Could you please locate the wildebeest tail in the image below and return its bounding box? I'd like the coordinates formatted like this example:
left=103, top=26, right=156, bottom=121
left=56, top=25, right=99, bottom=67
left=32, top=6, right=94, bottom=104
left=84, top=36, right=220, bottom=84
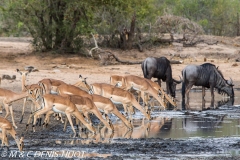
left=181, top=70, right=186, bottom=100
left=142, top=59, right=148, bottom=78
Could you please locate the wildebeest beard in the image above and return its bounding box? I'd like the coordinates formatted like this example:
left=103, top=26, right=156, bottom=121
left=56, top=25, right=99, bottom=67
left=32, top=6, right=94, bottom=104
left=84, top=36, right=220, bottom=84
left=217, top=86, right=234, bottom=97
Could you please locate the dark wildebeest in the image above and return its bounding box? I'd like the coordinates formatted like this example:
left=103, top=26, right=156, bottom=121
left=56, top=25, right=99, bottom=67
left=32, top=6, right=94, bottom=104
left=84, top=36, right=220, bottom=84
left=182, top=63, right=234, bottom=109
left=141, top=56, right=182, bottom=98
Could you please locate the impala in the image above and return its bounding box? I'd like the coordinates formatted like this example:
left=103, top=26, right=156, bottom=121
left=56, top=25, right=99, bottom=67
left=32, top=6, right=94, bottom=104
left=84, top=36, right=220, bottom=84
left=16, top=68, right=39, bottom=123
left=57, top=83, right=133, bottom=130
left=110, top=74, right=142, bottom=101
left=42, top=95, right=114, bottom=131
left=38, top=78, right=66, bottom=95
left=72, top=77, right=151, bottom=120
left=0, top=84, right=40, bottom=128
left=118, top=75, right=176, bottom=109
left=26, top=93, right=96, bottom=137
left=16, top=69, right=32, bottom=91
left=38, top=77, right=87, bottom=95
left=0, top=116, right=24, bottom=151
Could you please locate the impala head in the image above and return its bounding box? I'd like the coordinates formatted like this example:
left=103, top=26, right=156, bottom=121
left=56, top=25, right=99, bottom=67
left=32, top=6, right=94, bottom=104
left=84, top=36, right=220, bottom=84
left=17, top=68, right=32, bottom=91
left=24, top=84, right=42, bottom=101
left=16, top=68, right=32, bottom=76
left=78, top=75, right=93, bottom=94
left=158, top=90, right=177, bottom=107
left=127, top=120, right=133, bottom=130
left=15, top=134, right=24, bottom=151
left=128, top=105, right=135, bottom=115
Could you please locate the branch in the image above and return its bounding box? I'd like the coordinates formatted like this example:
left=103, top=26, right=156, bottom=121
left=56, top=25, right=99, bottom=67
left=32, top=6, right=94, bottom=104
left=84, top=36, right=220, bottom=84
left=99, top=51, right=183, bottom=65
left=89, top=33, right=102, bottom=57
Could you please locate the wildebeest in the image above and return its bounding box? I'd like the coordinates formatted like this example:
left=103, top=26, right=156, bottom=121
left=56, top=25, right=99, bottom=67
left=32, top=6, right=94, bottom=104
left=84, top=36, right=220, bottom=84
left=182, top=63, right=234, bottom=109
left=141, top=56, right=182, bottom=98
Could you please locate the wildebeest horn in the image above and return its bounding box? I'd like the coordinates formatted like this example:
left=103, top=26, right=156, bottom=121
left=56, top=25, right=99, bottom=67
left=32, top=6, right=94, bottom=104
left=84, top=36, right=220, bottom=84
left=227, top=77, right=234, bottom=86
left=173, top=76, right=182, bottom=84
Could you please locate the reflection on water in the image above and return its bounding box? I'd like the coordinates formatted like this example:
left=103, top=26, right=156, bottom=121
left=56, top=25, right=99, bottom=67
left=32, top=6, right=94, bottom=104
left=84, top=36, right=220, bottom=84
left=179, top=89, right=237, bottom=111
left=56, top=91, right=240, bottom=145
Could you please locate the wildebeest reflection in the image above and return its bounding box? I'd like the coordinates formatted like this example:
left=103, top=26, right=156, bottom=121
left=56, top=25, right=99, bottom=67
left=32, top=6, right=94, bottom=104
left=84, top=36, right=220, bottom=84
left=183, top=114, right=225, bottom=133
left=217, top=97, right=234, bottom=108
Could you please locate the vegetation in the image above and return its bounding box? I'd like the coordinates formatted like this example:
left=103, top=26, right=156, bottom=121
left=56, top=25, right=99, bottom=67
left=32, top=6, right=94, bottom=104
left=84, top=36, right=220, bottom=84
left=0, top=0, right=240, bottom=53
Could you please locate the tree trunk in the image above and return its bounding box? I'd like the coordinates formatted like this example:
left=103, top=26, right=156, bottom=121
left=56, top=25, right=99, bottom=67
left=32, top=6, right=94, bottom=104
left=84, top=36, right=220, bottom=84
left=119, top=13, right=136, bottom=50
left=126, top=13, right=136, bottom=49
left=52, top=1, right=66, bottom=49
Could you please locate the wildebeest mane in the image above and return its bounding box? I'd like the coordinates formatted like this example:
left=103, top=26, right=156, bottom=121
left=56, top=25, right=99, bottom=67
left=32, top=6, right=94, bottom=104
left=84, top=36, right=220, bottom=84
left=201, top=63, right=226, bottom=81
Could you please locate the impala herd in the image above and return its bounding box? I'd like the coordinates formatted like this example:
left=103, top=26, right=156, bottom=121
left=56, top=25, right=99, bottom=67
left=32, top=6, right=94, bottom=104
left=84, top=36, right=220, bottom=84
left=0, top=68, right=176, bottom=151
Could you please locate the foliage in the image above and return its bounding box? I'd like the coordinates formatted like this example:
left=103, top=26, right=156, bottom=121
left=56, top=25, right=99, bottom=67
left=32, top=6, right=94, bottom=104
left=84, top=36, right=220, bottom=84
left=0, top=0, right=240, bottom=53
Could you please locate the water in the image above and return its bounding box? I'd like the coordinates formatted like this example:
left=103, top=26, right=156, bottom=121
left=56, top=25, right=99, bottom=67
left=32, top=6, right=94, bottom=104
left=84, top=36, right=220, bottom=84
left=105, top=90, right=240, bottom=140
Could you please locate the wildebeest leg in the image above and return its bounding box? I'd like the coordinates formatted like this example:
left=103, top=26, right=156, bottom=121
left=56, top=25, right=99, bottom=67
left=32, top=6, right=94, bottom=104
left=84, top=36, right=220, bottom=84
left=185, top=82, right=194, bottom=110
left=202, top=96, right=206, bottom=110
left=157, top=79, right=161, bottom=87
left=210, top=86, right=215, bottom=108
left=202, top=87, right=205, bottom=98
left=202, top=87, right=205, bottom=110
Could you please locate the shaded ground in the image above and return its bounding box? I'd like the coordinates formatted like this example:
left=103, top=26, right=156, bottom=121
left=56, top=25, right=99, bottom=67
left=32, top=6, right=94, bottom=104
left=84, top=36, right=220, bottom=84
left=0, top=37, right=240, bottom=159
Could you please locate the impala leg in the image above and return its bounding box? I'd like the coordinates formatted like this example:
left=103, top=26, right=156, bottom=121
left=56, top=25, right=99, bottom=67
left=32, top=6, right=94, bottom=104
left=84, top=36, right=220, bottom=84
left=122, top=104, right=128, bottom=116
left=141, top=91, right=148, bottom=110
left=83, top=112, right=91, bottom=124
left=63, top=117, right=68, bottom=132
left=58, top=113, right=64, bottom=123
left=127, top=104, right=135, bottom=115
left=1, top=129, right=7, bottom=147
left=9, top=105, right=17, bottom=129
left=32, top=108, right=50, bottom=132
left=126, top=105, right=133, bottom=121
left=82, top=112, right=91, bottom=130
left=3, top=102, right=9, bottom=119
left=0, top=104, right=2, bottom=114
left=65, top=113, right=77, bottom=137
left=20, top=97, right=27, bottom=123
left=103, top=112, right=114, bottom=131
left=26, top=112, right=34, bottom=131
left=136, top=91, right=141, bottom=103
left=43, top=111, right=54, bottom=127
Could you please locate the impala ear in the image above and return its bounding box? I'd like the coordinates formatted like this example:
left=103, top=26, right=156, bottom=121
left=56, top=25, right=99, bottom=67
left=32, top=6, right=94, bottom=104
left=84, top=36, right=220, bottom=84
left=16, top=69, right=22, bottom=75
left=24, top=85, right=28, bottom=91
left=27, top=69, right=32, bottom=74
left=79, top=75, right=82, bottom=78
